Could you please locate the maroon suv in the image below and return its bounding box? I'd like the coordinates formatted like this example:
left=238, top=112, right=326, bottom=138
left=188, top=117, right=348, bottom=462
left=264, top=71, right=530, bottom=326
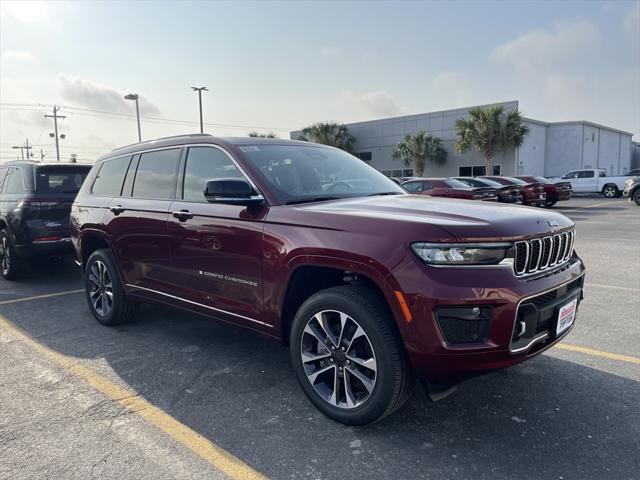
left=402, top=178, right=497, bottom=201
left=482, top=176, right=547, bottom=207
left=71, top=135, right=585, bottom=425
left=516, top=176, right=572, bottom=208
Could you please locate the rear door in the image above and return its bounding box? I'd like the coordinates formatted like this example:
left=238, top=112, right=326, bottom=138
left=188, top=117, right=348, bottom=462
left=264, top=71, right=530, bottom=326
left=102, top=148, right=182, bottom=294
left=167, top=145, right=267, bottom=331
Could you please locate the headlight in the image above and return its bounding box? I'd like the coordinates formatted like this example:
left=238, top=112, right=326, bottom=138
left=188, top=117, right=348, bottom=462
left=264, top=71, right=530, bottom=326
left=411, top=242, right=511, bottom=265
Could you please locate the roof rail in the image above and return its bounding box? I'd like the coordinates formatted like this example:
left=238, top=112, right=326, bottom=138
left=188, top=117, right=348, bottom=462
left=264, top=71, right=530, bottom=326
left=110, top=133, right=213, bottom=153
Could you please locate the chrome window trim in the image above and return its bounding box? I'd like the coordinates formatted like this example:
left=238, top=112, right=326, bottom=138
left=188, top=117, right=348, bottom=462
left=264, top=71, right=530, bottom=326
left=125, top=283, right=273, bottom=328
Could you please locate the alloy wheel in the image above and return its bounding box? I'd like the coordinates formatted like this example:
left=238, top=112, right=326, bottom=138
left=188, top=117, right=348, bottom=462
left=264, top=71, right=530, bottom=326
left=603, top=186, right=617, bottom=198
left=300, top=310, right=377, bottom=409
left=0, top=236, right=10, bottom=276
left=88, top=260, right=114, bottom=317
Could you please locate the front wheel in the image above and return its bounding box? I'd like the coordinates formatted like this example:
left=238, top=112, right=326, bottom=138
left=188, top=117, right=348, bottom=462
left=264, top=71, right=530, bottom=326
left=602, top=185, right=619, bottom=198
left=84, top=249, right=139, bottom=326
left=633, top=189, right=640, bottom=206
left=290, top=285, right=414, bottom=425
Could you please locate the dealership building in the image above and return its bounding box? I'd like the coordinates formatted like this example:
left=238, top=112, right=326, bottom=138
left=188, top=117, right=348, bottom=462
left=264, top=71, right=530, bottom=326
left=290, top=100, right=637, bottom=178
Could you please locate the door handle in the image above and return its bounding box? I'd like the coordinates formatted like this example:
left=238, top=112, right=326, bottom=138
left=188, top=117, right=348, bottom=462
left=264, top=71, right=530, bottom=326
left=110, top=205, right=125, bottom=215
left=172, top=209, right=194, bottom=221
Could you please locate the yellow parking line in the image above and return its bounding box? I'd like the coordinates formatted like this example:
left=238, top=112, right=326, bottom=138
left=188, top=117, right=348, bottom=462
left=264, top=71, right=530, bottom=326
left=585, top=283, right=640, bottom=293
left=556, top=343, right=640, bottom=365
left=0, top=289, right=84, bottom=306
left=0, top=314, right=267, bottom=480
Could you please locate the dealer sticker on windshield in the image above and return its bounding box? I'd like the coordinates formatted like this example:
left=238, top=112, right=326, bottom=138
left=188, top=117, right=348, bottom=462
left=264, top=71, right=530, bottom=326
left=556, top=298, right=578, bottom=335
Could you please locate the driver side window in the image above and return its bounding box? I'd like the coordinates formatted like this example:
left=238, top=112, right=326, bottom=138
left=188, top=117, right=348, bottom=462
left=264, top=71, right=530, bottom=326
left=182, top=147, right=245, bottom=202
left=563, top=171, right=578, bottom=179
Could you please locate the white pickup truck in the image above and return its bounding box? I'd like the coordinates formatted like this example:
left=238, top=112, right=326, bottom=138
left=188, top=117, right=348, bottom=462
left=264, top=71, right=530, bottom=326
left=555, top=169, right=631, bottom=198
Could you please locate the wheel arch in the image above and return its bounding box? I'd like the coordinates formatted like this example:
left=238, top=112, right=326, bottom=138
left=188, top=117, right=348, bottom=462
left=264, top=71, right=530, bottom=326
left=79, top=229, right=113, bottom=271
left=279, top=258, right=414, bottom=348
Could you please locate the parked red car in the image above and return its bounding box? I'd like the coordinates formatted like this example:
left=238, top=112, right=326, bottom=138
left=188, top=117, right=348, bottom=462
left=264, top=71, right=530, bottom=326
left=71, top=135, right=584, bottom=425
left=452, top=177, right=523, bottom=204
left=402, top=178, right=497, bottom=201
left=516, top=176, right=572, bottom=207
left=482, top=176, right=546, bottom=207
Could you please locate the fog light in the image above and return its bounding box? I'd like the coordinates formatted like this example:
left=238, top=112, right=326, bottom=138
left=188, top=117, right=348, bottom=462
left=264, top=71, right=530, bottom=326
left=435, top=306, right=493, bottom=345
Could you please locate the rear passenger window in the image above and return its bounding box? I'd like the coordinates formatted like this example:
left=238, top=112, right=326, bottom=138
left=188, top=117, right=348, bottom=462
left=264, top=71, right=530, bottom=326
left=403, top=182, right=421, bottom=193
left=4, top=168, right=25, bottom=194
left=182, top=147, right=244, bottom=202
left=133, top=149, right=181, bottom=199
left=92, top=157, right=131, bottom=196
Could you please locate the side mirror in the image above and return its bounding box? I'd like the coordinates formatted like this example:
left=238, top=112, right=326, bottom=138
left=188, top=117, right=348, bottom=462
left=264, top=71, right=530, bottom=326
left=203, top=178, right=264, bottom=206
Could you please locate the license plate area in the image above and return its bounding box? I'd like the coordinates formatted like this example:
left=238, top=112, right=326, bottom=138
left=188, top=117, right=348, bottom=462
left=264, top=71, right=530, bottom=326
left=555, top=298, right=577, bottom=335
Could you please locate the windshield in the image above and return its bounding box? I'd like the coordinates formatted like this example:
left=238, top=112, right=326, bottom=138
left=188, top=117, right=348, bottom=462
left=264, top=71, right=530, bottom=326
left=500, top=177, right=528, bottom=185
left=240, top=144, right=404, bottom=204
left=35, top=167, right=90, bottom=194
left=532, top=176, right=552, bottom=184
left=444, top=179, right=472, bottom=189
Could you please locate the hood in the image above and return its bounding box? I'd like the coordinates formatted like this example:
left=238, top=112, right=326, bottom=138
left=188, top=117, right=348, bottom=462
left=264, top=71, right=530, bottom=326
left=286, top=195, right=573, bottom=242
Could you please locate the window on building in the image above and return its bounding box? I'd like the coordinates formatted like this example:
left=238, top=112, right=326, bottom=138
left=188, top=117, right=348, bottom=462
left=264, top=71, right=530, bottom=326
left=459, top=166, right=472, bottom=176
left=4, top=168, right=25, bottom=194
left=132, top=149, right=181, bottom=199
left=458, top=165, right=501, bottom=177
left=92, top=156, right=132, bottom=196
left=356, top=152, right=372, bottom=161
left=402, top=169, right=414, bottom=177
left=182, top=147, right=244, bottom=202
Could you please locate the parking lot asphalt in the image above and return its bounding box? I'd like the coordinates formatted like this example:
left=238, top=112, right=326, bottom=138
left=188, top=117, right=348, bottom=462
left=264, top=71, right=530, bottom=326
left=1, top=196, right=638, bottom=480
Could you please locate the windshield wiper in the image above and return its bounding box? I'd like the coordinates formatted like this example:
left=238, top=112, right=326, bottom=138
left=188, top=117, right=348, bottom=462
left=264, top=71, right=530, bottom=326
left=368, top=192, right=403, bottom=196
left=285, top=196, right=342, bottom=205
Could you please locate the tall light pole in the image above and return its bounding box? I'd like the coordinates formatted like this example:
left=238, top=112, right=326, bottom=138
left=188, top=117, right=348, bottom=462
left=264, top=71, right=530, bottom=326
left=190, top=86, right=208, bottom=133
left=44, top=106, right=66, bottom=162
left=124, top=93, right=141, bottom=142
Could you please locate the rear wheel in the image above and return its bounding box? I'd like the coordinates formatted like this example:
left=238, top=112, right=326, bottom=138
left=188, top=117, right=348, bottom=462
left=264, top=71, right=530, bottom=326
left=602, top=185, right=619, bottom=198
left=633, top=189, right=640, bottom=206
left=84, top=249, right=139, bottom=325
left=0, top=229, right=24, bottom=280
left=290, top=285, right=413, bottom=425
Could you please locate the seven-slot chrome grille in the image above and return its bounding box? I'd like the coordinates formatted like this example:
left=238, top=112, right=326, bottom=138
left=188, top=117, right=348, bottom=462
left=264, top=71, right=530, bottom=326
left=513, top=230, right=575, bottom=276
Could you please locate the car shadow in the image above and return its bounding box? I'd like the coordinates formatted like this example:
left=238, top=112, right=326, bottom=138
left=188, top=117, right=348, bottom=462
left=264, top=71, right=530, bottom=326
left=1, top=297, right=638, bottom=479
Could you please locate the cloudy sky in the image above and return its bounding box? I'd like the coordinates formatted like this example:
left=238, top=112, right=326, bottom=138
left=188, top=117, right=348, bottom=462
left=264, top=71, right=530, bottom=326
left=1, top=0, right=638, bottom=163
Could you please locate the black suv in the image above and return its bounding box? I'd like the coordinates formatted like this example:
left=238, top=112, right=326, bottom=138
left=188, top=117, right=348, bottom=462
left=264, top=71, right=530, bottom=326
left=0, top=161, right=91, bottom=279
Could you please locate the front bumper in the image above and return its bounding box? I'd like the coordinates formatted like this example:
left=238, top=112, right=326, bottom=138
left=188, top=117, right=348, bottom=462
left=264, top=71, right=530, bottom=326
left=391, top=255, right=585, bottom=384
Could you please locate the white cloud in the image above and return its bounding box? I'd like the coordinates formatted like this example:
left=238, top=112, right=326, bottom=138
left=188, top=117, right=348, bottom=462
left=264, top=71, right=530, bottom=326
left=57, top=74, right=161, bottom=116
left=320, top=46, right=343, bottom=58
left=0, top=50, right=35, bottom=64
left=0, top=1, right=48, bottom=22
left=338, top=90, right=405, bottom=119
left=492, top=19, right=599, bottom=75
left=432, top=71, right=473, bottom=108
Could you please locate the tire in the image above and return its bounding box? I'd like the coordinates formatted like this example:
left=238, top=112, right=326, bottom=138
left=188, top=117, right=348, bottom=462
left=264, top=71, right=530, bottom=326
left=0, top=229, right=25, bottom=280
left=633, top=189, right=640, bottom=207
left=84, top=249, right=139, bottom=326
left=290, top=285, right=414, bottom=425
left=602, top=185, right=619, bottom=198
left=545, top=200, right=557, bottom=208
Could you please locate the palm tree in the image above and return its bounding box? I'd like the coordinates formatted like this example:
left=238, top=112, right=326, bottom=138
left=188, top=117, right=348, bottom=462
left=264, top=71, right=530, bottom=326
left=455, top=106, right=529, bottom=175
left=392, top=132, right=447, bottom=177
left=248, top=131, right=278, bottom=138
left=297, top=122, right=356, bottom=152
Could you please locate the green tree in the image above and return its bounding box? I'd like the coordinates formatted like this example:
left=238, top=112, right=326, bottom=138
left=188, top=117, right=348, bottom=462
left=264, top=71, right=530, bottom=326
left=455, top=105, right=529, bottom=175
left=248, top=131, right=278, bottom=138
left=297, top=122, right=356, bottom=152
left=392, top=132, right=447, bottom=177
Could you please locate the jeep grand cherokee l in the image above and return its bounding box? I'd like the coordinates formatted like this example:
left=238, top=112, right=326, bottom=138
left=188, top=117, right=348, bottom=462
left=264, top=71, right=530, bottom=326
left=71, top=134, right=585, bottom=425
left=0, top=161, right=90, bottom=279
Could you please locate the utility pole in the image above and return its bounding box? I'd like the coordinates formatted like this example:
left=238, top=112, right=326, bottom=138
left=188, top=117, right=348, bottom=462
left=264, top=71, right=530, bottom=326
left=24, top=139, right=33, bottom=159
left=40, top=149, right=46, bottom=161
left=190, top=87, right=208, bottom=133
left=11, top=145, right=24, bottom=160
left=44, top=106, right=66, bottom=162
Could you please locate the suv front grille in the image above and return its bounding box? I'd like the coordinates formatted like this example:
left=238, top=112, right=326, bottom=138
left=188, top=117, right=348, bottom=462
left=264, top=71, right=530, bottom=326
left=513, top=230, right=575, bottom=277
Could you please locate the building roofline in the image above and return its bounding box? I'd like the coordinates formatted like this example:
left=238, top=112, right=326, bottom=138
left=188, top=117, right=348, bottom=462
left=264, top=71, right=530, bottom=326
left=522, top=118, right=633, bottom=137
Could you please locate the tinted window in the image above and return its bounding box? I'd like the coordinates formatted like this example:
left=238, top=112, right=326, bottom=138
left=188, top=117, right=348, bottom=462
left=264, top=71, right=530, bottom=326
left=403, top=182, right=423, bottom=193
left=183, top=147, right=243, bottom=202
left=92, top=157, right=131, bottom=196
left=4, top=168, right=25, bottom=194
left=35, top=167, right=89, bottom=194
left=578, top=170, right=595, bottom=178
left=132, top=149, right=181, bottom=199
left=562, top=171, right=578, bottom=179
left=445, top=179, right=472, bottom=189
left=241, top=144, right=403, bottom=204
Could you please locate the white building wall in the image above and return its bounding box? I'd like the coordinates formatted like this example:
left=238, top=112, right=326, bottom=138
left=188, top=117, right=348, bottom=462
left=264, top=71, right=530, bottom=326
left=582, top=125, right=599, bottom=169
left=544, top=125, right=583, bottom=176
left=517, top=121, right=546, bottom=175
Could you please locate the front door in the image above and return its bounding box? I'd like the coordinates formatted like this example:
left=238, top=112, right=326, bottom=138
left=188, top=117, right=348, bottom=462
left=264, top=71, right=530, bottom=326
left=168, top=145, right=267, bottom=331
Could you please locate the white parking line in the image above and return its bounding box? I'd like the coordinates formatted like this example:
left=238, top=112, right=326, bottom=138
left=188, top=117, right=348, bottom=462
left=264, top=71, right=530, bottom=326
left=0, top=289, right=84, bottom=306
left=557, top=200, right=623, bottom=212
left=585, top=283, right=640, bottom=293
